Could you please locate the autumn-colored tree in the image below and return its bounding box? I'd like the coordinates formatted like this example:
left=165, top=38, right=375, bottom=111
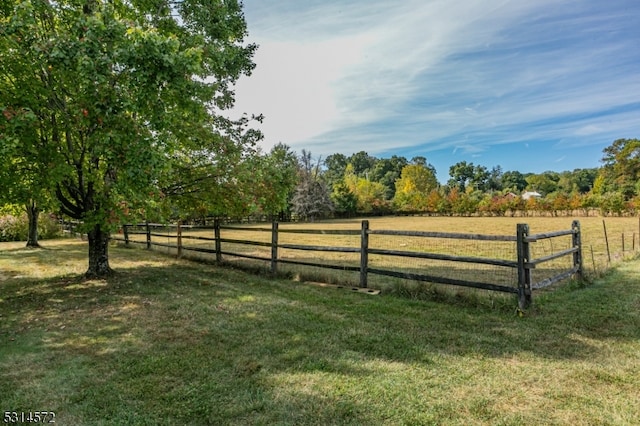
left=425, top=189, right=445, bottom=215
left=343, top=164, right=387, bottom=213
left=393, top=163, right=438, bottom=212
left=550, top=193, right=570, bottom=216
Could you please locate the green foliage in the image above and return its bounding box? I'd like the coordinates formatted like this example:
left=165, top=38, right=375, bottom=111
left=448, top=161, right=489, bottom=192
left=525, top=171, right=559, bottom=195
left=0, top=204, right=22, bottom=216
left=598, top=192, right=626, bottom=216
left=2, top=0, right=257, bottom=273
left=368, top=155, right=409, bottom=199
left=348, top=150, right=376, bottom=176
left=501, top=170, right=527, bottom=193
left=598, top=138, right=640, bottom=200
left=331, top=182, right=358, bottom=216
left=257, top=143, right=299, bottom=218
left=322, top=153, right=349, bottom=190
left=302, top=142, right=633, bottom=216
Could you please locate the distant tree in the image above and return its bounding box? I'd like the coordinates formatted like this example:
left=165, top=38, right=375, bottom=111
left=393, top=163, right=438, bottom=211
left=486, top=166, right=503, bottom=192
left=448, top=161, right=475, bottom=192
left=445, top=187, right=462, bottom=216
left=322, top=153, right=348, bottom=190
left=568, top=193, right=586, bottom=216
left=343, top=164, right=387, bottom=213
left=526, top=172, right=559, bottom=195
left=291, top=151, right=333, bottom=220
left=410, top=156, right=427, bottom=166
left=599, top=192, right=626, bottom=216
left=479, top=193, right=514, bottom=217
left=425, top=189, right=446, bottom=215
left=330, top=182, right=358, bottom=217
left=448, top=161, right=488, bottom=192
left=255, top=143, right=298, bottom=220
left=549, top=193, right=570, bottom=216
left=598, top=138, right=640, bottom=200
left=501, top=170, right=527, bottom=193
left=356, top=180, right=388, bottom=213
left=369, top=155, right=408, bottom=199
left=556, top=168, right=598, bottom=195
left=472, top=165, right=490, bottom=191
left=348, top=151, right=376, bottom=177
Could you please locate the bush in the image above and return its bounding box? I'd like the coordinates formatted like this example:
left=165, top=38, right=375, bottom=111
left=0, top=213, right=62, bottom=242
left=0, top=214, right=28, bottom=242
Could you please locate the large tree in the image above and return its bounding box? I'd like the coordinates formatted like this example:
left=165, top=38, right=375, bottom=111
left=1, top=0, right=257, bottom=277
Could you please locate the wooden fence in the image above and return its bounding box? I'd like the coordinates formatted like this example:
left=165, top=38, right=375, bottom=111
left=113, top=220, right=583, bottom=308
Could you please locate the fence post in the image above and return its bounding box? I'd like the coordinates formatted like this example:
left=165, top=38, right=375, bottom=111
left=360, top=220, right=369, bottom=288
left=572, top=220, right=583, bottom=280
left=146, top=221, right=151, bottom=250
left=516, top=223, right=532, bottom=309
left=271, top=221, right=279, bottom=274
left=214, top=218, right=222, bottom=264
left=603, top=220, right=611, bottom=263
left=177, top=221, right=183, bottom=259
left=123, top=224, right=129, bottom=247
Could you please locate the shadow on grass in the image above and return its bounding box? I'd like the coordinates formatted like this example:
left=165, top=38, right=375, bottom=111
left=1, top=244, right=639, bottom=424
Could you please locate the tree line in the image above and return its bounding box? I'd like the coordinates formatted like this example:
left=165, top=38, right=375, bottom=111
left=247, top=139, right=639, bottom=221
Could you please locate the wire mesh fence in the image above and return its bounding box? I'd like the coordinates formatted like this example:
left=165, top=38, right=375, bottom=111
left=113, top=218, right=589, bottom=307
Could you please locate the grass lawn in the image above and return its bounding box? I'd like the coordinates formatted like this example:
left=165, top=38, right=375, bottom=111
left=1, top=239, right=640, bottom=425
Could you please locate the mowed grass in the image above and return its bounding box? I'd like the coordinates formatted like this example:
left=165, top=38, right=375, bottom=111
left=1, top=238, right=640, bottom=425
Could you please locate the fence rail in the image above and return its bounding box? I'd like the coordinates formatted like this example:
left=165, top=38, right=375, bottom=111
left=113, top=220, right=583, bottom=308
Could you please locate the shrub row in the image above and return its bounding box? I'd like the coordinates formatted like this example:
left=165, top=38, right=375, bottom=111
left=0, top=213, right=62, bottom=242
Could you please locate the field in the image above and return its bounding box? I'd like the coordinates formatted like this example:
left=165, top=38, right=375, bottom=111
left=126, top=215, right=640, bottom=300
left=1, top=236, right=640, bottom=425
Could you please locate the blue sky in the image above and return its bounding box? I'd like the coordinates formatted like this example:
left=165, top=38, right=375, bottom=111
left=232, top=0, right=640, bottom=180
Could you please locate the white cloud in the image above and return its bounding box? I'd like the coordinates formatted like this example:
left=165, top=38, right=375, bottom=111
left=233, top=0, right=640, bottom=170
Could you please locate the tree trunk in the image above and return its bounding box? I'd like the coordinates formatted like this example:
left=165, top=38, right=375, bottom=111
left=86, top=223, right=114, bottom=278
left=26, top=201, right=41, bottom=248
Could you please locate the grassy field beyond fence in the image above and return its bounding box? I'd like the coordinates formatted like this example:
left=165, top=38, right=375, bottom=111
left=124, top=216, right=639, bottom=304
left=1, top=237, right=640, bottom=425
